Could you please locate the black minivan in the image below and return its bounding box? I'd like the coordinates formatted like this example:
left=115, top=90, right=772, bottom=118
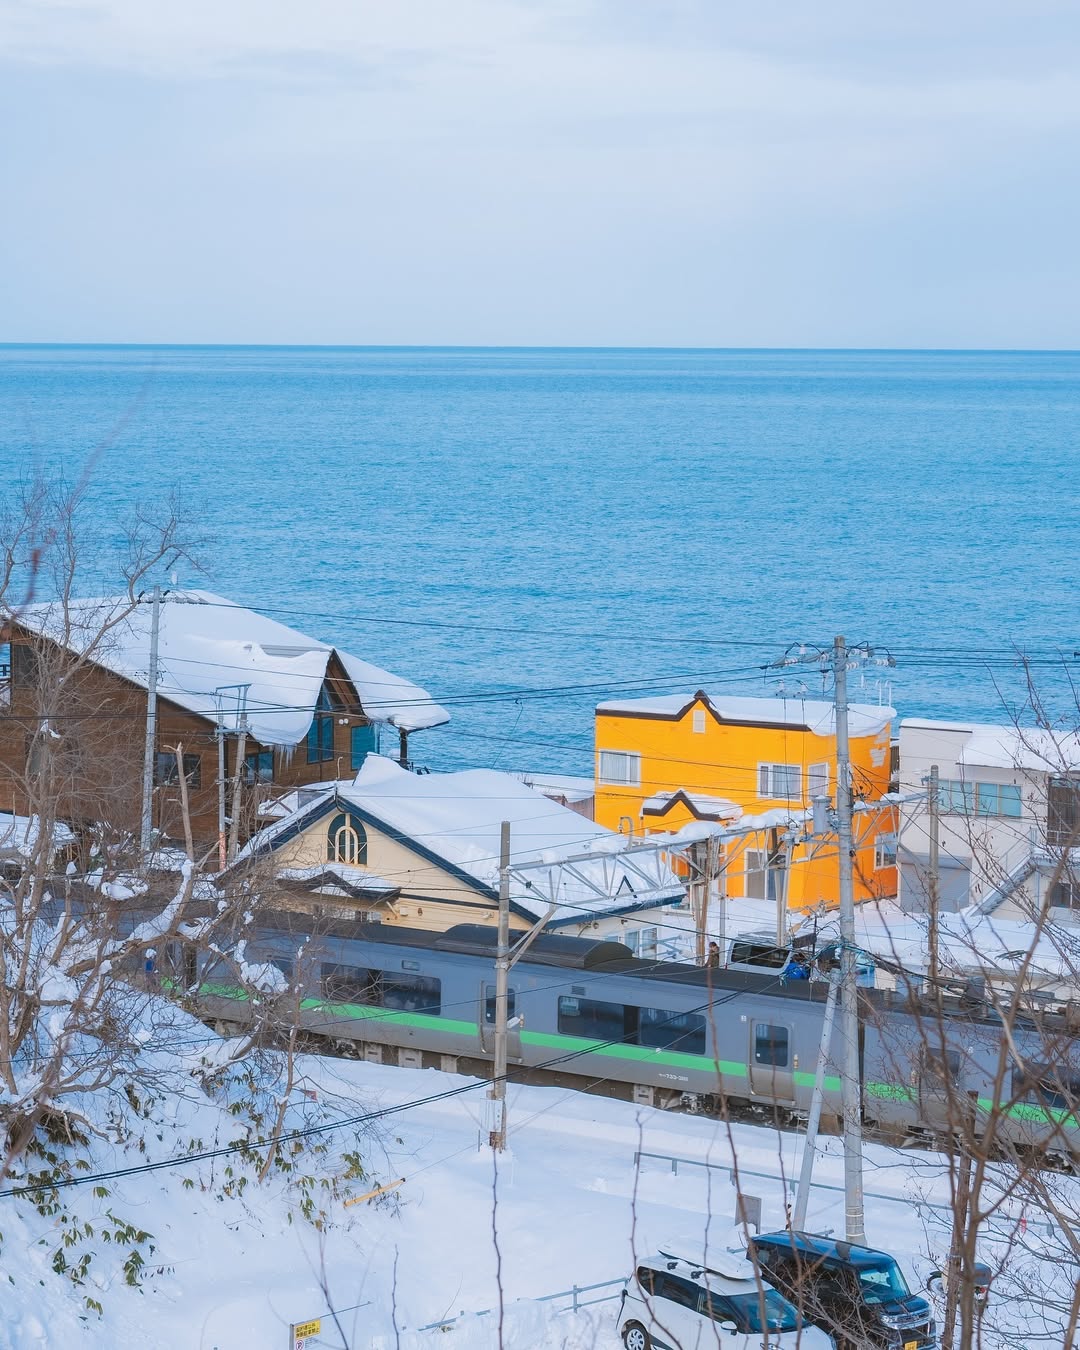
left=748, top=1232, right=937, bottom=1350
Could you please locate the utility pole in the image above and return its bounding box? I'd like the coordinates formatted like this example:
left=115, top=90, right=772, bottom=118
left=138, top=585, right=162, bottom=861
left=775, top=828, right=795, bottom=947
left=490, top=821, right=511, bottom=1152
left=792, top=969, right=842, bottom=1230
left=927, top=764, right=941, bottom=984
left=833, top=634, right=866, bottom=1244
left=216, top=722, right=227, bottom=872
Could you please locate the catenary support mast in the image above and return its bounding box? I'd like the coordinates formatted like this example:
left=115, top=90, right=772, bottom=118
left=833, top=634, right=866, bottom=1244
left=490, top=821, right=511, bottom=1151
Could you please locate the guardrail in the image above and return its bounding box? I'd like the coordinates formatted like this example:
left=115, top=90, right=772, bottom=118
left=632, top=1150, right=1057, bottom=1236
left=415, top=1278, right=625, bottom=1333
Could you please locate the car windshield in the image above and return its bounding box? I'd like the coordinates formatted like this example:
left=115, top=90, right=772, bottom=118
left=857, top=1261, right=911, bottom=1304
left=706, top=1288, right=800, bottom=1332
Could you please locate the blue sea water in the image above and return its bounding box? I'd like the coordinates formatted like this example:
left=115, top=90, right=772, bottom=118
left=2, top=345, right=1078, bottom=776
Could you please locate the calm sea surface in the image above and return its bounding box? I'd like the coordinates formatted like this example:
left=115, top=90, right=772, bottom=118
left=2, top=346, right=1078, bottom=775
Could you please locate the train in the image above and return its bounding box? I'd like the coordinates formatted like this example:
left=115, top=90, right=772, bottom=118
left=187, top=916, right=1080, bottom=1160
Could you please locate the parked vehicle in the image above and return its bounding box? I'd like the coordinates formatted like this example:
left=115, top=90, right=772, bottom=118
left=748, top=1232, right=937, bottom=1350
left=617, top=1251, right=833, bottom=1350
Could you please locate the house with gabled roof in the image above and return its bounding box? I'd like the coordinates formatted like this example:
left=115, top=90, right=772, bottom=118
left=232, top=755, right=687, bottom=945
left=0, top=590, right=448, bottom=856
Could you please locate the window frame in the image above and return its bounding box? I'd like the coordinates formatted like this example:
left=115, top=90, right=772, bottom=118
left=327, top=811, right=367, bottom=866
left=691, top=708, right=707, bottom=735
left=598, top=749, right=642, bottom=787
left=938, top=777, right=1024, bottom=819
left=307, top=686, right=336, bottom=764
left=154, top=751, right=201, bottom=788
left=874, top=833, right=897, bottom=870
left=753, top=1022, right=790, bottom=1068
left=807, top=761, right=830, bottom=800
left=757, top=762, right=801, bottom=800
left=243, top=749, right=274, bottom=785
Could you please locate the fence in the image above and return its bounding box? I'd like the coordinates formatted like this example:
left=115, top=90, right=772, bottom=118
left=415, top=1278, right=625, bottom=1334
left=632, top=1149, right=1058, bottom=1238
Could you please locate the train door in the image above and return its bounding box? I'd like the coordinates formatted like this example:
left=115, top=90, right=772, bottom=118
left=749, top=1019, right=795, bottom=1103
left=479, top=983, right=522, bottom=1061
left=918, top=1046, right=961, bottom=1133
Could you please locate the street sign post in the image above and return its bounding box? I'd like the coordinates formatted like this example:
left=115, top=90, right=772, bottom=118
left=290, top=1318, right=321, bottom=1348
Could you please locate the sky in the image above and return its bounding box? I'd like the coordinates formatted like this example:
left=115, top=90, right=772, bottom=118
left=1, top=0, right=1078, bottom=347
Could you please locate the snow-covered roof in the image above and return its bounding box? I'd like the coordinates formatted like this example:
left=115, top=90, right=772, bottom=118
left=0, top=812, right=76, bottom=860
left=240, top=756, right=685, bottom=923
left=510, top=772, right=595, bottom=804
left=13, top=591, right=449, bottom=743
left=597, top=691, right=893, bottom=739
left=958, top=727, right=1080, bottom=773
left=641, top=790, right=742, bottom=820
left=276, top=863, right=400, bottom=897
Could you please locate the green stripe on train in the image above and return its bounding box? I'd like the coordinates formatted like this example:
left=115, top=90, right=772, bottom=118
left=518, top=1029, right=749, bottom=1078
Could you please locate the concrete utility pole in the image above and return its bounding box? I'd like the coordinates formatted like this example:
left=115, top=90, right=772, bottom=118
left=138, top=585, right=162, bottom=861
left=792, top=969, right=842, bottom=1230
left=490, top=820, right=511, bottom=1152
left=833, top=634, right=866, bottom=1245
left=927, top=764, right=941, bottom=983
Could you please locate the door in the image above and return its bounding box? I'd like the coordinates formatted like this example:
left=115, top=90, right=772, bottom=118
left=479, top=983, right=522, bottom=1061
left=650, top=1275, right=705, bottom=1350
left=749, top=1020, right=795, bottom=1103
left=918, top=1047, right=961, bottom=1133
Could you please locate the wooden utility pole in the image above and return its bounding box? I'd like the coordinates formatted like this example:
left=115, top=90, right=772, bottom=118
left=226, top=719, right=249, bottom=864
left=927, top=763, right=941, bottom=983
left=490, top=821, right=511, bottom=1151
left=138, top=585, right=162, bottom=862
left=834, top=634, right=866, bottom=1245
left=216, top=722, right=227, bottom=872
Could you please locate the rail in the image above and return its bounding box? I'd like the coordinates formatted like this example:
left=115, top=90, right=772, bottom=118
left=415, top=1278, right=625, bottom=1333
left=632, top=1150, right=1057, bottom=1236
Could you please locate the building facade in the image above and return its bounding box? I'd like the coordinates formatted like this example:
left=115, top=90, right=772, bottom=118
left=594, top=690, right=896, bottom=912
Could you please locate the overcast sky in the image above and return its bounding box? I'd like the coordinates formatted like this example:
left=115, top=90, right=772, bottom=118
left=2, top=0, right=1078, bottom=347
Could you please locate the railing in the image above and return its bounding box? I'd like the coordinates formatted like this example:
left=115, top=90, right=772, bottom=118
left=632, top=1150, right=1057, bottom=1236
left=414, top=1278, right=625, bottom=1334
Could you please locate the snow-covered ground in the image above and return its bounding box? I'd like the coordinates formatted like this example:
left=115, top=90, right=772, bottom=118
left=2, top=1038, right=1074, bottom=1349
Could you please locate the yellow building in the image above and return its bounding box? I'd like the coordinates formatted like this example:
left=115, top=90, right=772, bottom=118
left=594, top=690, right=896, bottom=912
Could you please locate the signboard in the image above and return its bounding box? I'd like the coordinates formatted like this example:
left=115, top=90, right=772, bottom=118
left=294, top=1319, right=321, bottom=1338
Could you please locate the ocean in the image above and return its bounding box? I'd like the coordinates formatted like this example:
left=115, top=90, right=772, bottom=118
left=3, top=344, right=1078, bottom=775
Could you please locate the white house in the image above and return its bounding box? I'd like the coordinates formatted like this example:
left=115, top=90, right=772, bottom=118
left=896, top=718, right=1080, bottom=924
left=235, top=755, right=687, bottom=949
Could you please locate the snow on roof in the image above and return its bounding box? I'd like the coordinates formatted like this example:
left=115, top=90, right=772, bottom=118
left=641, top=790, right=742, bottom=820
left=13, top=591, right=449, bottom=743
left=957, top=727, right=1080, bottom=773
left=241, top=757, right=684, bottom=922
left=276, top=863, right=400, bottom=896
left=510, top=772, right=595, bottom=804
left=0, top=812, right=76, bottom=859
left=597, top=691, right=893, bottom=739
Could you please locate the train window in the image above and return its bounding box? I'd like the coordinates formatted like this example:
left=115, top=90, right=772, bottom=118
left=484, top=985, right=517, bottom=1024
left=558, top=995, right=627, bottom=1041
left=322, top=963, right=378, bottom=1004
left=271, top=956, right=294, bottom=980
left=921, top=1047, right=961, bottom=1088
left=638, top=1006, right=706, bottom=1054
left=1013, top=1065, right=1080, bottom=1112
left=754, top=1023, right=789, bottom=1067
left=380, top=972, right=442, bottom=1015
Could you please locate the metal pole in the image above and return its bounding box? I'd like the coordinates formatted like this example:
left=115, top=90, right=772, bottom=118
left=792, top=970, right=841, bottom=1230
left=490, top=821, right=511, bottom=1151
left=834, top=633, right=865, bottom=1244
left=716, top=840, right=728, bottom=967
left=927, top=764, right=941, bottom=984
left=776, top=830, right=794, bottom=947
left=216, top=722, right=227, bottom=872
left=138, top=585, right=162, bottom=860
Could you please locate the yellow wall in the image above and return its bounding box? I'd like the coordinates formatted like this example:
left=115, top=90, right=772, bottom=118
left=269, top=815, right=531, bottom=932
left=595, top=696, right=896, bottom=910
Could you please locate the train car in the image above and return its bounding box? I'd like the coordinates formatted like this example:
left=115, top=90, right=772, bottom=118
left=862, top=988, right=1080, bottom=1160
left=195, top=920, right=844, bottom=1119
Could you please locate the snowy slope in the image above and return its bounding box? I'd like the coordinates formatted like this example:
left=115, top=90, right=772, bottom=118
left=2, top=1039, right=1074, bottom=1349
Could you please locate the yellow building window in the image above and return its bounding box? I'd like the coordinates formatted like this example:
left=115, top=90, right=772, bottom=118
left=599, top=750, right=641, bottom=787
left=758, top=763, right=800, bottom=799
left=691, top=709, right=706, bottom=734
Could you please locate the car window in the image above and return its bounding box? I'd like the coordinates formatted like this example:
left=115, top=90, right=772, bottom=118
left=657, top=1274, right=700, bottom=1310
left=722, top=1290, right=801, bottom=1333
left=636, top=1267, right=658, bottom=1296
left=857, top=1262, right=911, bottom=1304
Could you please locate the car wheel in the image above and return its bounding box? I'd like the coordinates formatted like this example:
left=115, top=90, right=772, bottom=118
left=622, top=1322, right=651, bottom=1350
